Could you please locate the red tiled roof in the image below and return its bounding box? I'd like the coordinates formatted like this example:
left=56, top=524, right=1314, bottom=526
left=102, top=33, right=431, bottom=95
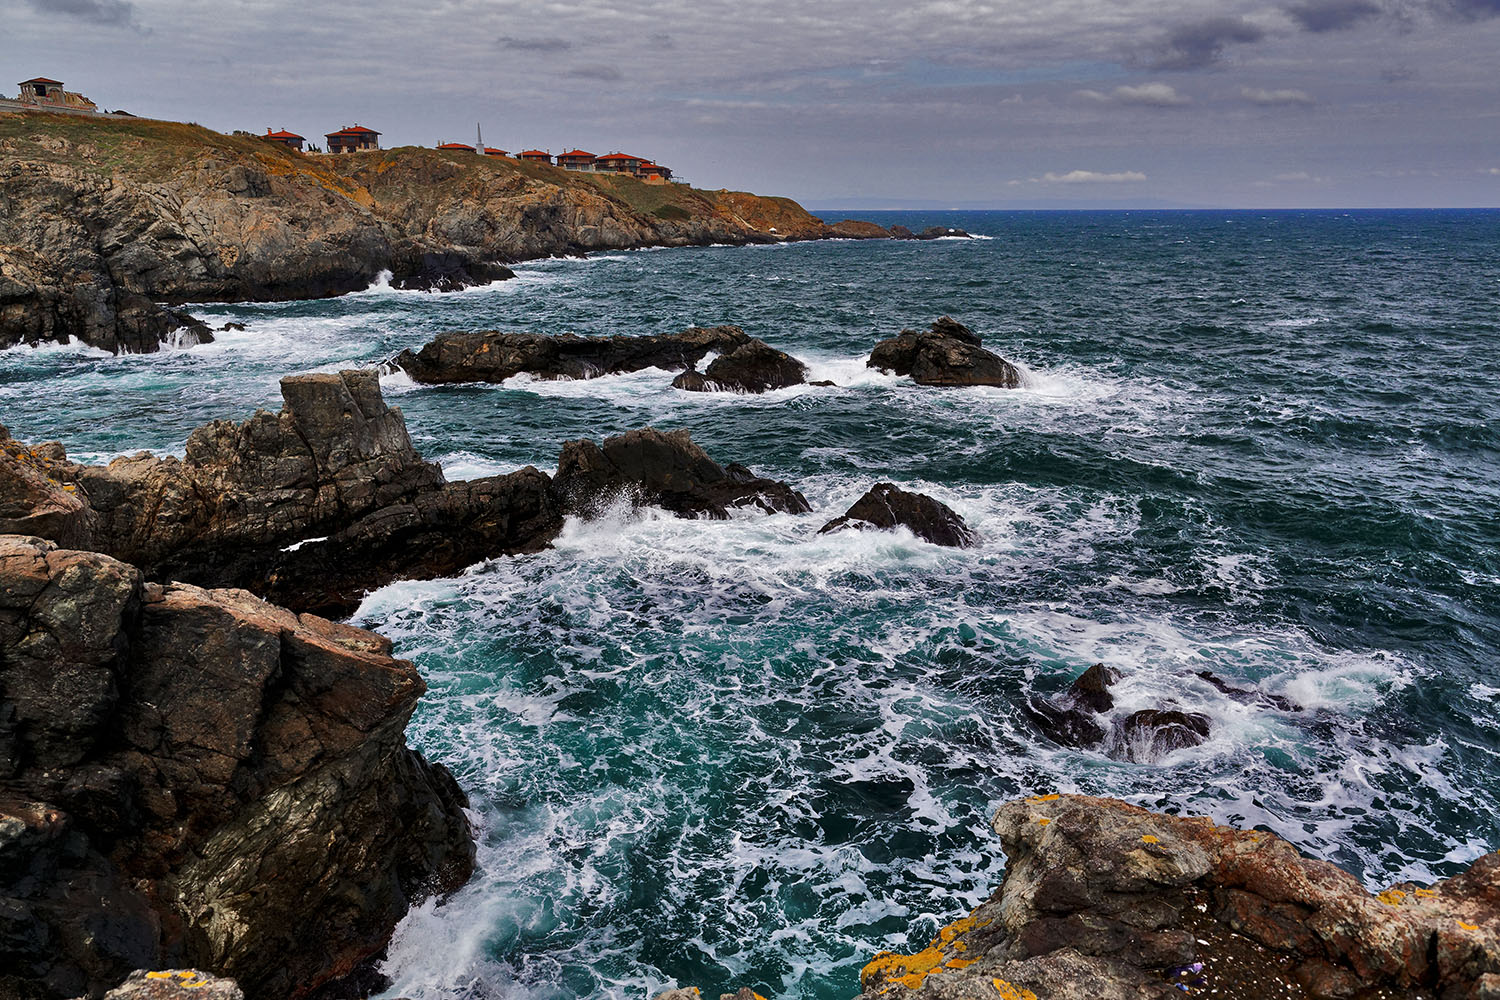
left=436, top=142, right=474, bottom=150
left=20, top=77, right=64, bottom=86
left=327, top=125, right=380, bottom=137
left=484, top=147, right=508, bottom=155
left=558, top=150, right=595, bottom=159
left=519, top=150, right=550, bottom=157
left=596, top=153, right=643, bottom=162
left=266, top=129, right=304, bottom=140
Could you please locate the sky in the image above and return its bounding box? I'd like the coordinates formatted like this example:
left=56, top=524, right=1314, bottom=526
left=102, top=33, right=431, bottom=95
left=5, top=0, right=1500, bottom=208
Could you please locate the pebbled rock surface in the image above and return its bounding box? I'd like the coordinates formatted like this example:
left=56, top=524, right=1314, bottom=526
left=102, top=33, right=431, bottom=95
left=868, top=317, right=1022, bottom=388
left=0, top=117, right=887, bottom=353
left=393, top=326, right=751, bottom=384
left=672, top=338, right=809, bottom=394
left=553, top=427, right=811, bottom=519
left=0, top=535, right=474, bottom=1000
left=818, top=483, right=975, bottom=547
left=850, top=794, right=1500, bottom=1000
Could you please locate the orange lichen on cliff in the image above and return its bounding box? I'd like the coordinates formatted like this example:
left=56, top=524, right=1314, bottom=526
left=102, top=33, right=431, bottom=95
left=860, top=914, right=993, bottom=991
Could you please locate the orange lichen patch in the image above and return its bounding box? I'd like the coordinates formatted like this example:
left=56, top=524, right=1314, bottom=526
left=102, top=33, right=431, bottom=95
left=1458, top=921, right=1479, bottom=931
left=945, top=958, right=976, bottom=970
left=863, top=915, right=993, bottom=990
left=991, top=979, right=1039, bottom=1000
left=1414, top=888, right=1437, bottom=899
left=1376, top=889, right=1407, bottom=907
left=1025, top=793, right=1061, bottom=804
left=1142, top=834, right=1161, bottom=844
left=934, top=915, right=989, bottom=945
left=1037, top=817, right=1051, bottom=826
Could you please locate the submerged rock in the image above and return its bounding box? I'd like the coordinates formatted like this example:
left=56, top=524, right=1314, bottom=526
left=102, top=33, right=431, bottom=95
left=393, top=326, right=751, bottom=384
left=867, top=316, right=1022, bottom=388
left=672, top=338, right=809, bottom=394
left=0, top=535, right=474, bottom=1000
left=818, top=483, right=974, bottom=547
left=1110, top=708, right=1212, bottom=761
left=850, top=793, right=1500, bottom=1000
left=554, top=427, right=810, bottom=519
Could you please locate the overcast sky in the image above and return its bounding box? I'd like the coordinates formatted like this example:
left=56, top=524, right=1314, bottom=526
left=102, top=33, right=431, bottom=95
left=6, top=0, right=1500, bottom=207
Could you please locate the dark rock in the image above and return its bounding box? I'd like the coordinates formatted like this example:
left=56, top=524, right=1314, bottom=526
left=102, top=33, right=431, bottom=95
left=1197, top=669, right=1301, bottom=712
left=553, top=428, right=810, bottom=519
left=1026, top=663, right=1118, bottom=748
left=818, top=483, right=974, bottom=547
left=218, top=322, right=246, bottom=332
left=887, top=225, right=916, bottom=239
left=842, top=793, right=1500, bottom=1000
left=917, top=226, right=972, bottom=239
left=101, top=970, right=244, bottom=1000
left=867, top=316, right=1022, bottom=388
left=0, top=536, right=474, bottom=1000
left=671, top=338, right=808, bottom=394
left=828, top=219, right=890, bottom=239
left=394, top=326, right=751, bottom=384
left=807, top=379, right=837, bottom=387
left=390, top=252, right=515, bottom=292
left=1110, top=709, right=1212, bottom=761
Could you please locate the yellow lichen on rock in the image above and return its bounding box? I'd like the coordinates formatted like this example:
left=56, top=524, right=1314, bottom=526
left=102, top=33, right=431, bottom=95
left=990, top=979, right=1038, bottom=1000
left=1377, top=889, right=1406, bottom=907
left=862, top=914, right=993, bottom=991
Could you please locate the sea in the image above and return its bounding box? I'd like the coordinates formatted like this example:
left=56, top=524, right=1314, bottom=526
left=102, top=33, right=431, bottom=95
left=2, top=209, right=1497, bottom=1000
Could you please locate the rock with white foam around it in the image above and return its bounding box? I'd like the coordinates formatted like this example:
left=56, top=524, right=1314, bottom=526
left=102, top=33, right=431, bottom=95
left=867, top=317, right=1021, bottom=388
left=818, top=483, right=974, bottom=547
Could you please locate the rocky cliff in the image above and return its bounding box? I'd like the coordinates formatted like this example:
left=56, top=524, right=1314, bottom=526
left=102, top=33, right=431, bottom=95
left=0, top=535, right=474, bottom=1000
left=0, top=113, right=861, bottom=352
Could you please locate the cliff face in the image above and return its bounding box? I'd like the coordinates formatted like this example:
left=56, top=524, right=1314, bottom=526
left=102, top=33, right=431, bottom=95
left=0, top=535, right=474, bottom=1000
left=0, top=113, right=841, bottom=352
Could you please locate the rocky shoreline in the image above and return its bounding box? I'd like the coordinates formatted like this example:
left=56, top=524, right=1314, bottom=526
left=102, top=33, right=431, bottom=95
left=0, top=114, right=972, bottom=355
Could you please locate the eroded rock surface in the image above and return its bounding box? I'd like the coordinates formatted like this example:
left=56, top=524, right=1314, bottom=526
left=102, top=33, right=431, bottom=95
left=868, top=317, right=1021, bottom=388
left=850, top=794, right=1499, bottom=1000
left=554, top=427, right=810, bottom=519
left=672, top=338, right=809, bottom=394
left=818, top=483, right=974, bottom=547
left=393, top=326, right=752, bottom=384
left=0, top=535, right=473, bottom=1000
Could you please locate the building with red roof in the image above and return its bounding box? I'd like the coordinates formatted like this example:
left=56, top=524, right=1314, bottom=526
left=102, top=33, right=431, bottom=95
left=436, top=141, right=475, bottom=151
left=325, top=125, right=380, bottom=154
left=556, top=149, right=596, bottom=171
left=637, top=162, right=673, bottom=184
left=263, top=128, right=305, bottom=151
left=594, top=152, right=645, bottom=176
left=14, top=77, right=97, bottom=113
left=519, top=149, right=553, bottom=164
left=483, top=147, right=508, bottom=157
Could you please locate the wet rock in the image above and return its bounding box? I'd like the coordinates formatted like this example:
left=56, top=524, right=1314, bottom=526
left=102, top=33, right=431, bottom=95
left=1110, top=708, right=1212, bottom=761
left=0, top=535, right=474, bottom=1000
left=887, top=225, right=916, bottom=239
left=101, top=970, right=244, bottom=1000
left=393, top=326, right=751, bottom=384
left=1197, top=669, right=1301, bottom=712
left=218, top=321, right=246, bottom=332
left=1026, top=663, right=1118, bottom=747
left=390, top=252, right=515, bottom=292
left=849, top=793, right=1500, bottom=1000
left=917, top=226, right=971, bottom=239
left=672, top=338, right=808, bottom=394
left=553, top=427, right=810, bottom=519
left=867, top=316, right=1022, bottom=388
left=817, top=483, right=974, bottom=547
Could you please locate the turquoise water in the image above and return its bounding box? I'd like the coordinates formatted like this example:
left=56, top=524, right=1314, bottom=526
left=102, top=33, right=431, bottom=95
left=2, top=210, right=1498, bottom=1000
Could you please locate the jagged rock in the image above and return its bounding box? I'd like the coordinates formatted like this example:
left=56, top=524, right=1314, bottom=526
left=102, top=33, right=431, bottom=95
left=553, top=428, right=810, bottom=519
left=852, top=794, right=1500, bottom=1000
left=1110, top=709, right=1212, bottom=761
left=389, top=252, right=515, bottom=292
left=672, top=339, right=808, bottom=394
left=828, top=219, right=891, bottom=239
left=0, top=536, right=474, bottom=1000
left=868, top=317, right=1021, bottom=388
left=100, top=970, right=244, bottom=1000
left=218, top=322, right=246, bottom=332
left=393, top=326, right=752, bottom=384
left=1025, top=663, right=1118, bottom=747
left=0, top=427, right=97, bottom=547
left=1197, top=669, right=1301, bottom=712
left=818, top=483, right=974, bottom=547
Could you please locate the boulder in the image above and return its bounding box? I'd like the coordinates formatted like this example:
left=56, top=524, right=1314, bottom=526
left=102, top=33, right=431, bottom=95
left=828, top=219, right=891, bottom=239
left=847, top=793, right=1500, bottom=1000
left=553, top=428, right=810, bottom=519
left=392, top=326, right=751, bottom=384
left=389, top=252, right=515, bottom=292
left=867, top=317, right=1022, bottom=388
left=818, top=483, right=974, bottom=547
left=1110, top=709, right=1212, bottom=761
left=917, top=226, right=971, bottom=239
left=0, top=536, right=474, bottom=1000
left=1025, top=663, right=1117, bottom=747
left=672, top=339, right=808, bottom=394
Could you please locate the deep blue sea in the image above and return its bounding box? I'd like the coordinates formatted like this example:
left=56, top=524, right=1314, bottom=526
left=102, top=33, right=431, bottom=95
left=2, top=209, right=1498, bottom=1000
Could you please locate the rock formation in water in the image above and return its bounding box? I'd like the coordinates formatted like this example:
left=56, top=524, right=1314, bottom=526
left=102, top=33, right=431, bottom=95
left=0, top=534, right=474, bottom=1000
left=868, top=317, right=1022, bottom=388
left=845, top=793, right=1500, bottom=1000
left=0, top=115, right=888, bottom=353
left=672, top=338, right=809, bottom=394
left=393, top=326, right=752, bottom=384
left=818, top=483, right=975, bottom=547
left=554, top=427, right=811, bottom=519
left=1026, top=663, right=1215, bottom=760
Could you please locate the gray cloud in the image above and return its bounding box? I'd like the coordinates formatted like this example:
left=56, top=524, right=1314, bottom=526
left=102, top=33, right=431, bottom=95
left=24, top=0, right=135, bottom=27
left=1285, top=0, right=1382, bottom=31
left=1439, top=0, right=1500, bottom=19
left=1241, top=86, right=1316, bottom=105
left=498, top=35, right=574, bottom=52
left=1146, top=17, right=1267, bottom=70
left=567, top=65, right=623, bottom=82
left=1078, top=83, right=1191, bottom=106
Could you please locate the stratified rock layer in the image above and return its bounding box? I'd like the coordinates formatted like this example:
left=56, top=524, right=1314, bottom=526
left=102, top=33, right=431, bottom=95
left=854, top=794, right=1499, bottom=1000
left=0, top=535, right=474, bottom=1000
left=818, top=483, right=974, bottom=547
left=393, top=326, right=752, bottom=384
left=868, top=317, right=1021, bottom=388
